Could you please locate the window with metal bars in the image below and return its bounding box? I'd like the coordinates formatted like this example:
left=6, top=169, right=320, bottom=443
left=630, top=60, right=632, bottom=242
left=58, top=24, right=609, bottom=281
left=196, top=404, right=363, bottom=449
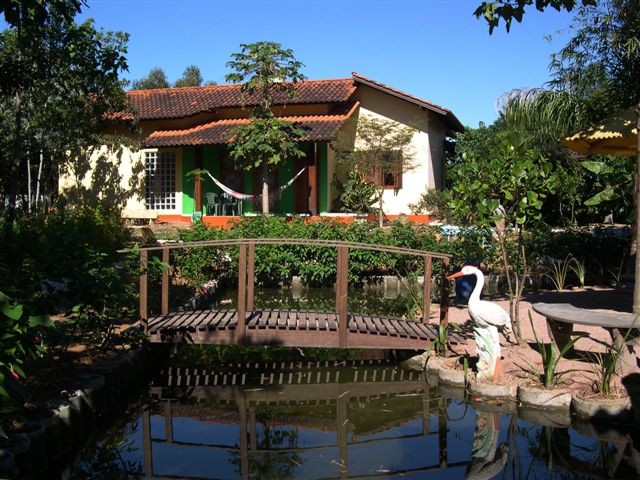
left=145, top=151, right=176, bottom=210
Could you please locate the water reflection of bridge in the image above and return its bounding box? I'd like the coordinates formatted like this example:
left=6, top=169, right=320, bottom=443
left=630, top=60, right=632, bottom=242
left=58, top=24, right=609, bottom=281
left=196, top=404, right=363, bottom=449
left=139, top=364, right=640, bottom=479
left=142, top=365, right=459, bottom=479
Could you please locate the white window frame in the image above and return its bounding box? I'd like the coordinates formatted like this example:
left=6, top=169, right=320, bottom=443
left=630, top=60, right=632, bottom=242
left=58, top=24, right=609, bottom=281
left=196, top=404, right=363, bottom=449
left=144, top=150, right=177, bottom=211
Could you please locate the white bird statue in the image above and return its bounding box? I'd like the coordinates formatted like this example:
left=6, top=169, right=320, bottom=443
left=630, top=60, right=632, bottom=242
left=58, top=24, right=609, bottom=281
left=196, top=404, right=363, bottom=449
left=448, top=265, right=513, bottom=381
left=448, top=265, right=513, bottom=336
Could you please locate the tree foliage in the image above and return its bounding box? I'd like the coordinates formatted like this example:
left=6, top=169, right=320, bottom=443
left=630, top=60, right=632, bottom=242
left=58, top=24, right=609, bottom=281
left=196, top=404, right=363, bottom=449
left=131, top=67, right=169, bottom=90
left=227, top=113, right=307, bottom=171
left=0, top=1, right=131, bottom=212
left=174, top=65, right=203, bottom=88
left=225, top=41, right=306, bottom=113
left=448, top=132, right=557, bottom=338
left=475, top=0, right=596, bottom=33
left=548, top=0, right=640, bottom=117
left=225, top=41, right=307, bottom=214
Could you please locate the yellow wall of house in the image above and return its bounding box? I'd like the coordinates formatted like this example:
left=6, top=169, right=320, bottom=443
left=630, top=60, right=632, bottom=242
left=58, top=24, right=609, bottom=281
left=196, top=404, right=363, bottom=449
left=58, top=145, right=184, bottom=218
left=344, top=85, right=447, bottom=216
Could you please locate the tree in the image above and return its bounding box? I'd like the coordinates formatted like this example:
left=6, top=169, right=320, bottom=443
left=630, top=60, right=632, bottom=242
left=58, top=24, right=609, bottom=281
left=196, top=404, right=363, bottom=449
left=335, top=116, right=416, bottom=227
left=0, top=3, right=131, bottom=213
left=225, top=41, right=306, bottom=113
left=225, top=41, right=307, bottom=214
left=131, top=67, right=169, bottom=90
left=475, top=0, right=596, bottom=33
left=173, top=65, right=203, bottom=88
left=448, top=132, right=557, bottom=340
left=547, top=0, right=640, bottom=116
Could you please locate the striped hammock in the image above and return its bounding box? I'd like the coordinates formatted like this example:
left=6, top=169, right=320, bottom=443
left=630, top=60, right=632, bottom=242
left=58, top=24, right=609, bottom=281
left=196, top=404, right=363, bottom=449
left=205, top=168, right=306, bottom=201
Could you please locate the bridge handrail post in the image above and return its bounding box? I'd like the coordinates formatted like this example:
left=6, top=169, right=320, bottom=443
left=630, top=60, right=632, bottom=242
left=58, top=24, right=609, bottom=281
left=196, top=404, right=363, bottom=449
left=247, top=241, right=255, bottom=311
left=161, top=247, right=170, bottom=316
left=336, top=246, right=349, bottom=348
left=139, top=249, right=148, bottom=333
left=439, top=258, right=450, bottom=329
left=237, top=242, right=247, bottom=344
left=422, top=255, right=433, bottom=324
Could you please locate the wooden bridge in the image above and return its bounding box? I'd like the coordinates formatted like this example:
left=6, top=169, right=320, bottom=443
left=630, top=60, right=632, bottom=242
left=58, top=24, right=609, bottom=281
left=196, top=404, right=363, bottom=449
left=138, top=238, right=457, bottom=349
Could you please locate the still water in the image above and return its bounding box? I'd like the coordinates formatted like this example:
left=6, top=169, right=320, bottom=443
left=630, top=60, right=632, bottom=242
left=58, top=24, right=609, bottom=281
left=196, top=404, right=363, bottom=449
left=70, top=363, right=640, bottom=479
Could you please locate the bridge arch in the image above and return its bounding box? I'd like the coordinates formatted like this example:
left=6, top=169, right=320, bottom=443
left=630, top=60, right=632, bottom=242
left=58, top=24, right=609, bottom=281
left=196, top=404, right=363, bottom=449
left=136, top=238, right=456, bottom=349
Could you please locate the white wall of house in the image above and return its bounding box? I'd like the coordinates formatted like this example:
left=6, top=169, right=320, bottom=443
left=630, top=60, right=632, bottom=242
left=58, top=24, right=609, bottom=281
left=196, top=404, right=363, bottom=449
left=352, top=85, right=448, bottom=216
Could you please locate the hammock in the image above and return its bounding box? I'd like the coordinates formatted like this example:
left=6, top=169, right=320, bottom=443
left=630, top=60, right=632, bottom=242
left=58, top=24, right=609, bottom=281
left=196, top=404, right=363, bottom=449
left=205, top=168, right=306, bottom=201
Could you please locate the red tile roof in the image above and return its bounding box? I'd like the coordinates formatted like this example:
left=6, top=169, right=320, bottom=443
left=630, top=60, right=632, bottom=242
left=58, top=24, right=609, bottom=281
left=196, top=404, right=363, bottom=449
left=145, top=103, right=360, bottom=148
left=127, top=78, right=356, bottom=120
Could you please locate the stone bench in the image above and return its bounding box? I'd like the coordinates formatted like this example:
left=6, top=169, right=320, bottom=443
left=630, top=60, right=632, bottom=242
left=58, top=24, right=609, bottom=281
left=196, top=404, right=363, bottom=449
left=532, top=302, right=639, bottom=378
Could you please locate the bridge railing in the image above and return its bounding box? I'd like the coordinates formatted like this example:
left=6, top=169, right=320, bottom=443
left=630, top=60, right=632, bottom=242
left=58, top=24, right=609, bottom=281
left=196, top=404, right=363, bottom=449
left=136, top=238, right=452, bottom=346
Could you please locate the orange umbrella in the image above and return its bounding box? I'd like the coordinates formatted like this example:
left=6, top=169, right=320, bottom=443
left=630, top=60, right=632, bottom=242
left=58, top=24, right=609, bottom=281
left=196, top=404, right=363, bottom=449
left=563, top=104, right=640, bottom=312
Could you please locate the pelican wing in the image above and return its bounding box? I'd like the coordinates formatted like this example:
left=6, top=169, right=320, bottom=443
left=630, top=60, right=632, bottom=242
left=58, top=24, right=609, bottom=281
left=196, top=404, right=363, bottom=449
left=469, top=300, right=512, bottom=331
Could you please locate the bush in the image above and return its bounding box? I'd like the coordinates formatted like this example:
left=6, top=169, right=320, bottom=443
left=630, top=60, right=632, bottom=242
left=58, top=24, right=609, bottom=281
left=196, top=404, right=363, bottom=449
left=0, top=205, right=141, bottom=353
left=171, top=216, right=453, bottom=289
left=525, top=226, right=630, bottom=286
left=409, top=189, right=451, bottom=222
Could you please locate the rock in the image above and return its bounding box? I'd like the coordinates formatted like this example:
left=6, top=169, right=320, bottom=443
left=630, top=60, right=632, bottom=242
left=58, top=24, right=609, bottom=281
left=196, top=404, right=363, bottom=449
left=518, top=384, right=572, bottom=410
left=400, top=352, right=428, bottom=372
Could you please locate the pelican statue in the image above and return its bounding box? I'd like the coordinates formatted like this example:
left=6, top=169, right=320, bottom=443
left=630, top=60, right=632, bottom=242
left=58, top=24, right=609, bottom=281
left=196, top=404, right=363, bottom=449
left=448, top=265, right=513, bottom=381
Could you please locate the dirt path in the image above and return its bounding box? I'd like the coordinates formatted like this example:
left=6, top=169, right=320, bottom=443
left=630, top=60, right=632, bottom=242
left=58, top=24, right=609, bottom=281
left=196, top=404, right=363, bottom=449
left=434, top=286, right=635, bottom=393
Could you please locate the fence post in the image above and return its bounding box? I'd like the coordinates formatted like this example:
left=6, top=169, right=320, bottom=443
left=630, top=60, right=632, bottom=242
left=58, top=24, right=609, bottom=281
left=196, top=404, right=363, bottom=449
left=161, top=247, right=170, bottom=316
left=237, top=243, right=247, bottom=344
left=439, top=258, right=450, bottom=329
left=336, top=246, right=349, bottom=348
left=139, top=249, right=148, bottom=333
left=422, top=255, right=433, bottom=324
left=246, top=241, right=255, bottom=311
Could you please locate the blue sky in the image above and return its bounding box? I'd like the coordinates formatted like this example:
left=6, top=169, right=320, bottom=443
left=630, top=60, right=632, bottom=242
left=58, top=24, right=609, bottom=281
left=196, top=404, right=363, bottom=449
left=79, top=0, right=575, bottom=128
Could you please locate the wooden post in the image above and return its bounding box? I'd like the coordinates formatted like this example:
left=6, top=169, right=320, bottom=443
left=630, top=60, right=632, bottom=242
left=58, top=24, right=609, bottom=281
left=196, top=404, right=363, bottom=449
left=308, top=143, right=318, bottom=215
left=142, top=406, right=153, bottom=477
left=237, top=243, right=247, bottom=344
left=247, top=242, right=255, bottom=311
left=438, top=398, right=447, bottom=467
left=439, top=258, right=450, bottom=329
left=164, top=400, right=173, bottom=443
left=237, top=391, right=249, bottom=480
left=139, top=249, right=148, bottom=333
left=161, top=247, right=169, bottom=316
left=422, top=255, right=433, bottom=324
left=337, top=392, right=349, bottom=479
left=336, top=246, right=349, bottom=348
left=195, top=146, right=203, bottom=213
left=422, top=393, right=430, bottom=436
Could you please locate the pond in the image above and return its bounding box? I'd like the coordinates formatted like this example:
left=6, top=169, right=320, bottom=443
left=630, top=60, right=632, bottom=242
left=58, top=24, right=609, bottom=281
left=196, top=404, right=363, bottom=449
left=209, top=280, right=424, bottom=320
left=69, top=362, right=640, bottom=479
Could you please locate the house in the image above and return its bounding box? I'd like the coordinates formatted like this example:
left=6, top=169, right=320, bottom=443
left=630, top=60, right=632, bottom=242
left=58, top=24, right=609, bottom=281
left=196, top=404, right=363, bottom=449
left=60, top=73, right=463, bottom=225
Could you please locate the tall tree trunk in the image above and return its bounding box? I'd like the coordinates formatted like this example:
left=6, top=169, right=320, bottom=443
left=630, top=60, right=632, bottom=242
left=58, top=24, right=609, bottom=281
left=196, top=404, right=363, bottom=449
left=8, top=6, right=24, bottom=213
left=633, top=104, right=640, bottom=313
left=261, top=163, right=269, bottom=215
left=377, top=187, right=384, bottom=228
left=35, top=151, right=43, bottom=210
left=27, top=155, right=32, bottom=212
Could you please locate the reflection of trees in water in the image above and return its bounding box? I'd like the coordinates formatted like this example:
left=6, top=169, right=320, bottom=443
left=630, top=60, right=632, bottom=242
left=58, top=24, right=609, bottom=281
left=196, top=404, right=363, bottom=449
left=248, top=287, right=418, bottom=319
left=230, top=406, right=302, bottom=479
left=70, top=404, right=143, bottom=479
left=516, top=421, right=637, bottom=479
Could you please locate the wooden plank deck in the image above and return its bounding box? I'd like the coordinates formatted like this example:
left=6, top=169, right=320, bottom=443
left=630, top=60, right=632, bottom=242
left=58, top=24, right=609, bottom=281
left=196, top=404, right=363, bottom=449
left=146, top=309, right=464, bottom=350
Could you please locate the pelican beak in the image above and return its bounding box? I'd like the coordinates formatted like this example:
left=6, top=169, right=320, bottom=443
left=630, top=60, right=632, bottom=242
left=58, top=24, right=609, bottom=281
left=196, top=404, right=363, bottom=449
left=447, top=271, right=464, bottom=280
